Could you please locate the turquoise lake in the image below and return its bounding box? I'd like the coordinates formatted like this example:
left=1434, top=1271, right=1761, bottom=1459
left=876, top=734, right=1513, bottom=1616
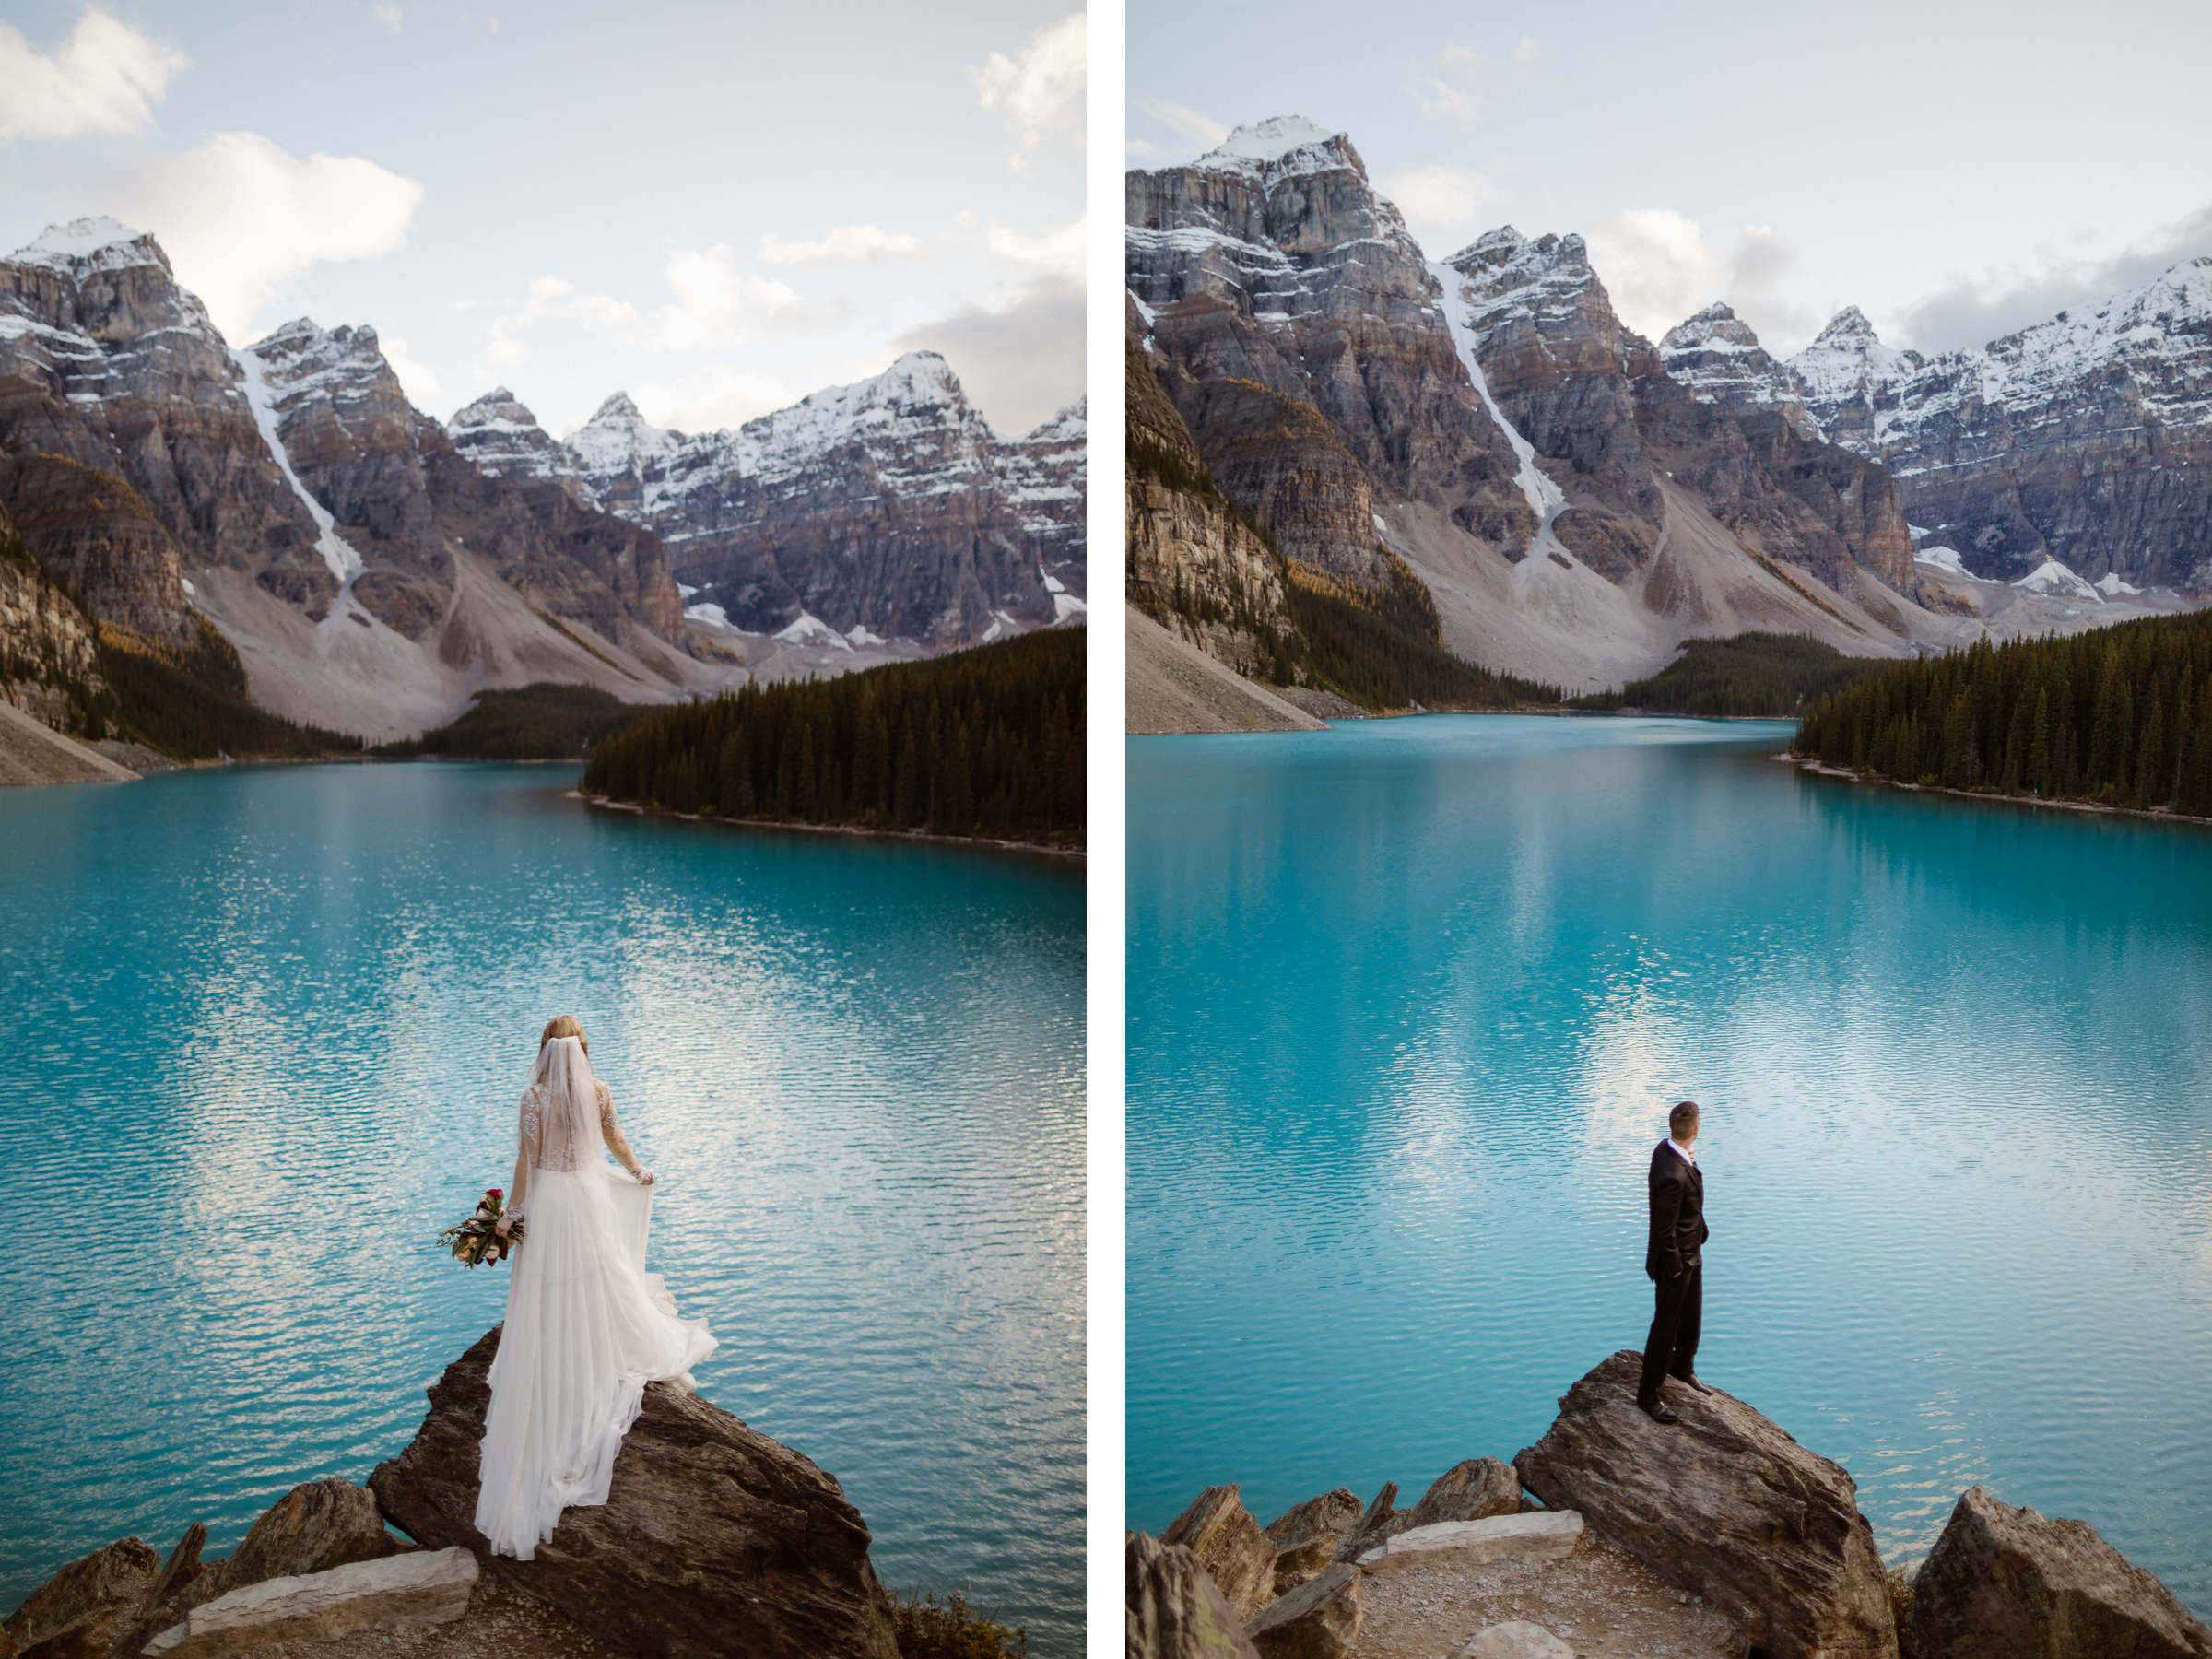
left=0, top=762, right=1083, bottom=1653
left=1127, top=714, right=2212, bottom=1617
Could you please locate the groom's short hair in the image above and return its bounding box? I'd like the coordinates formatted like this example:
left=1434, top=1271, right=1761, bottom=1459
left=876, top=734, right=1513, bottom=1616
left=1669, top=1100, right=1700, bottom=1136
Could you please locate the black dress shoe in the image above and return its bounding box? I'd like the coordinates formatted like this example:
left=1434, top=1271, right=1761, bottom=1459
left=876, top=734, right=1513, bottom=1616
left=1674, top=1373, right=1713, bottom=1394
left=1640, top=1401, right=1679, bottom=1424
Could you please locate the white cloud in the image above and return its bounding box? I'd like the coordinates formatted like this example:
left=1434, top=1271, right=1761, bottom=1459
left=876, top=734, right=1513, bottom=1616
left=1512, top=34, right=1540, bottom=71
left=1135, top=98, right=1227, bottom=150
left=894, top=275, right=1082, bottom=436
left=1412, top=43, right=1488, bottom=125
left=111, top=132, right=422, bottom=340
left=759, top=223, right=924, bottom=266
left=483, top=272, right=636, bottom=367
left=650, top=243, right=803, bottom=351
left=1125, top=135, right=1159, bottom=159
left=0, top=6, right=185, bottom=141
left=1379, top=164, right=1500, bottom=238
left=371, top=4, right=403, bottom=33
left=985, top=217, right=1085, bottom=286
left=1583, top=209, right=1818, bottom=348
left=1896, top=202, right=2212, bottom=353
left=380, top=335, right=441, bottom=406
left=630, top=364, right=794, bottom=433
left=1584, top=209, right=1719, bottom=339
left=969, top=11, right=1084, bottom=169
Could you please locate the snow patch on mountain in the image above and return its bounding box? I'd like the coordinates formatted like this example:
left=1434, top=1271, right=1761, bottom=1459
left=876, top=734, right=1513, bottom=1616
left=2013, top=557, right=2100, bottom=600
left=1195, top=115, right=1345, bottom=173
left=1914, top=545, right=1978, bottom=579
left=775, top=613, right=853, bottom=651
left=2097, top=571, right=2143, bottom=596
left=233, top=341, right=366, bottom=588
left=1430, top=254, right=1566, bottom=535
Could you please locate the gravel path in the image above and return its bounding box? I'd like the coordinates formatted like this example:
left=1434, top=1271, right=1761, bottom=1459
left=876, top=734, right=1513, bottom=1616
left=1350, top=1532, right=1741, bottom=1659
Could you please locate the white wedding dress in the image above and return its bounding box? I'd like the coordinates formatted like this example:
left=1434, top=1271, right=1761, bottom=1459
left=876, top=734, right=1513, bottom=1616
left=475, top=1036, right=718, bottom=1559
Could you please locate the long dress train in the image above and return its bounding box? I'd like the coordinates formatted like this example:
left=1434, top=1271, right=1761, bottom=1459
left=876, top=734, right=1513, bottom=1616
left=474, top=1036, right=717, bottom=1559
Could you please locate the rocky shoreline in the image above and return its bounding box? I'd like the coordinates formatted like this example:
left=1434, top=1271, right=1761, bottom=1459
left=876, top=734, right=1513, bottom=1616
left=576, top=789, right=1085, bottom=861
left=2, top=1326, right=901, bottom=1659
left=1785, top=752, right=2212, bottom=831
left=1127, top=1350, right=2212, bottom=1659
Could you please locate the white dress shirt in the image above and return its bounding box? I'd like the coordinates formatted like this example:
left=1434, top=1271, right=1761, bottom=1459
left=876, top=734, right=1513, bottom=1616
left=1666, top=1137, right=1698, bottom=1167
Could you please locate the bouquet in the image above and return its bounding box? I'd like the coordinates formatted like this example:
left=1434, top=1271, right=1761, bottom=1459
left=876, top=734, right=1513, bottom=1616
left=437, top=1186, right=524, bottom=1266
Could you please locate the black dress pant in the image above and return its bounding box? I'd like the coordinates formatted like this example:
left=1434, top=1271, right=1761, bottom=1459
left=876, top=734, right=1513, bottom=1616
left=1638, top=1259, right=1701, bottom=1406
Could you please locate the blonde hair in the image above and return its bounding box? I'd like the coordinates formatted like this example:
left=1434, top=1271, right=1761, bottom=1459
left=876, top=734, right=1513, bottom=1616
left=540, top=1015, right=589, bottom=1054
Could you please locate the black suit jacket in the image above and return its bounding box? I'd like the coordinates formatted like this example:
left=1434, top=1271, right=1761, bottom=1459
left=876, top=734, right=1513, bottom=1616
left=1645, top=1141, right=1708, bottom=1281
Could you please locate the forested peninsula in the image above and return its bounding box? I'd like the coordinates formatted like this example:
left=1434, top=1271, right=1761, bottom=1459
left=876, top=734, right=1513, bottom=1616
left=582, top=628, right=1084, bottom=852
left=1793, top=610, right=2212, bottom=815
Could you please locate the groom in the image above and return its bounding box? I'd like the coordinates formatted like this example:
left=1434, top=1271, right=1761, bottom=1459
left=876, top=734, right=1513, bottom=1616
left=1639, top=1100, right=1712, bottom=1424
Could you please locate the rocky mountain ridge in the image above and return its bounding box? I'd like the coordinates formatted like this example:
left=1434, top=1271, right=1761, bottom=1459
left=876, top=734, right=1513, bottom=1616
left=1658, top=262, right=2212, bottom=591
left=0, top=217, right=1081, bottom=746
left=1125, top=121, right=2201, bottom=703
left=552, top=354, right=1086, bottom=646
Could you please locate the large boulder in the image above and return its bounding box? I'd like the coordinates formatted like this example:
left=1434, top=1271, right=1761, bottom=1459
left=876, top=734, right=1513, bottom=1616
left=1244, top=1562, right=1360, bottom=1659
left=1408, top=1459, right=1522, bottom=1528
left=1330, top=1484, right=1408, bottom=1565
left=141, top=1548, right=477, bottom=1658
left=105, top=1481, right=402, bottom=1659
left=1261, top=1491, right=1362, bottom=1598
left=368, top=1325, right=896, bottom=1659
left=1160, top=1487, right=1277, bottom=1621
left=1355, top=1512, right=1583, bottom=1571
left=1127, top=1531, right=1262, bottom=1659
left=1, top=1538, right=159, bottom=1659
left=202, top=1478, right=400, bottom=1595
left=1907, top=1485, right=2212, bottom=1659
left=1514, top=1350, right=1897, bottom=1659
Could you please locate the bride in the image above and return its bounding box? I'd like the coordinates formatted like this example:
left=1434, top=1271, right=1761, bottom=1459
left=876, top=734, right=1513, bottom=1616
left=476, top=1016, right=717, bottom=1559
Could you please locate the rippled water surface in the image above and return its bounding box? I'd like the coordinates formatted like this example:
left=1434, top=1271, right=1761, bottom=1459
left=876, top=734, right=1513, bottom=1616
left=1128, top=715, right=2212, bottom=1616
left=0, top=762, right=1083, bottom=1652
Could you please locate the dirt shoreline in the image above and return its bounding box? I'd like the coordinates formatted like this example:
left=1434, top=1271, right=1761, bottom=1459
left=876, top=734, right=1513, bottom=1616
left=575, top=791, right=1084, bottom=863
left=1783, top=751, right=2212, bottom=830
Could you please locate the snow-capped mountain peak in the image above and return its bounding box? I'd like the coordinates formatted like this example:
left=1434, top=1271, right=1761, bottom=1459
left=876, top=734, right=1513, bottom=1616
left=1196, top=114, right=1345, bottom=170
left=564, top=390, right=679, bottom=481
left=1662, top=301, right=1761, bottom=353
left=559, top=352, right=1081, bottom=644
left=10, top=217, right=166, bottom=273
left=448, top=385, right=598, bottom=501
left=242, top=317, right=397, bottom=411
left=1656, top=302, right=1816, bottom=429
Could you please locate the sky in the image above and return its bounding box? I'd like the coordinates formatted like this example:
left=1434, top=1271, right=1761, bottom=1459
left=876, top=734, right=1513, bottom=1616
left=0, top=0, right=1085, bottom=437
left=1127, top=0, right=2212, bottom=359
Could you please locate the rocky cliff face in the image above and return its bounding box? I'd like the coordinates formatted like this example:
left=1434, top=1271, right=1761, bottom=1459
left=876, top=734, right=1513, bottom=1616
left=1665, top=268, right=2212, bottom=592
left=0, top=218, right=328, bottom=629
left=1658, top=302, right=1818, bottom=440
left=1126, top=332, right=1291, bottom=677
left=1441, top=228, right=1914, bottom=594
left=560, top=354, right=1081, bottom=645
left=1126, top=117, right=1532, bottom=575
left=243, top=318, right=687, bottom=649
left=0, top=500, right=104, bottom=732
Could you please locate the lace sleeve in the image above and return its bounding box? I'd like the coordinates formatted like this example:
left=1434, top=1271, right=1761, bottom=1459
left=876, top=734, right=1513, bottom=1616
left=510, top=1088, right=542, bottom=1218
left=597, top=1079, right=643, bottom=1178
